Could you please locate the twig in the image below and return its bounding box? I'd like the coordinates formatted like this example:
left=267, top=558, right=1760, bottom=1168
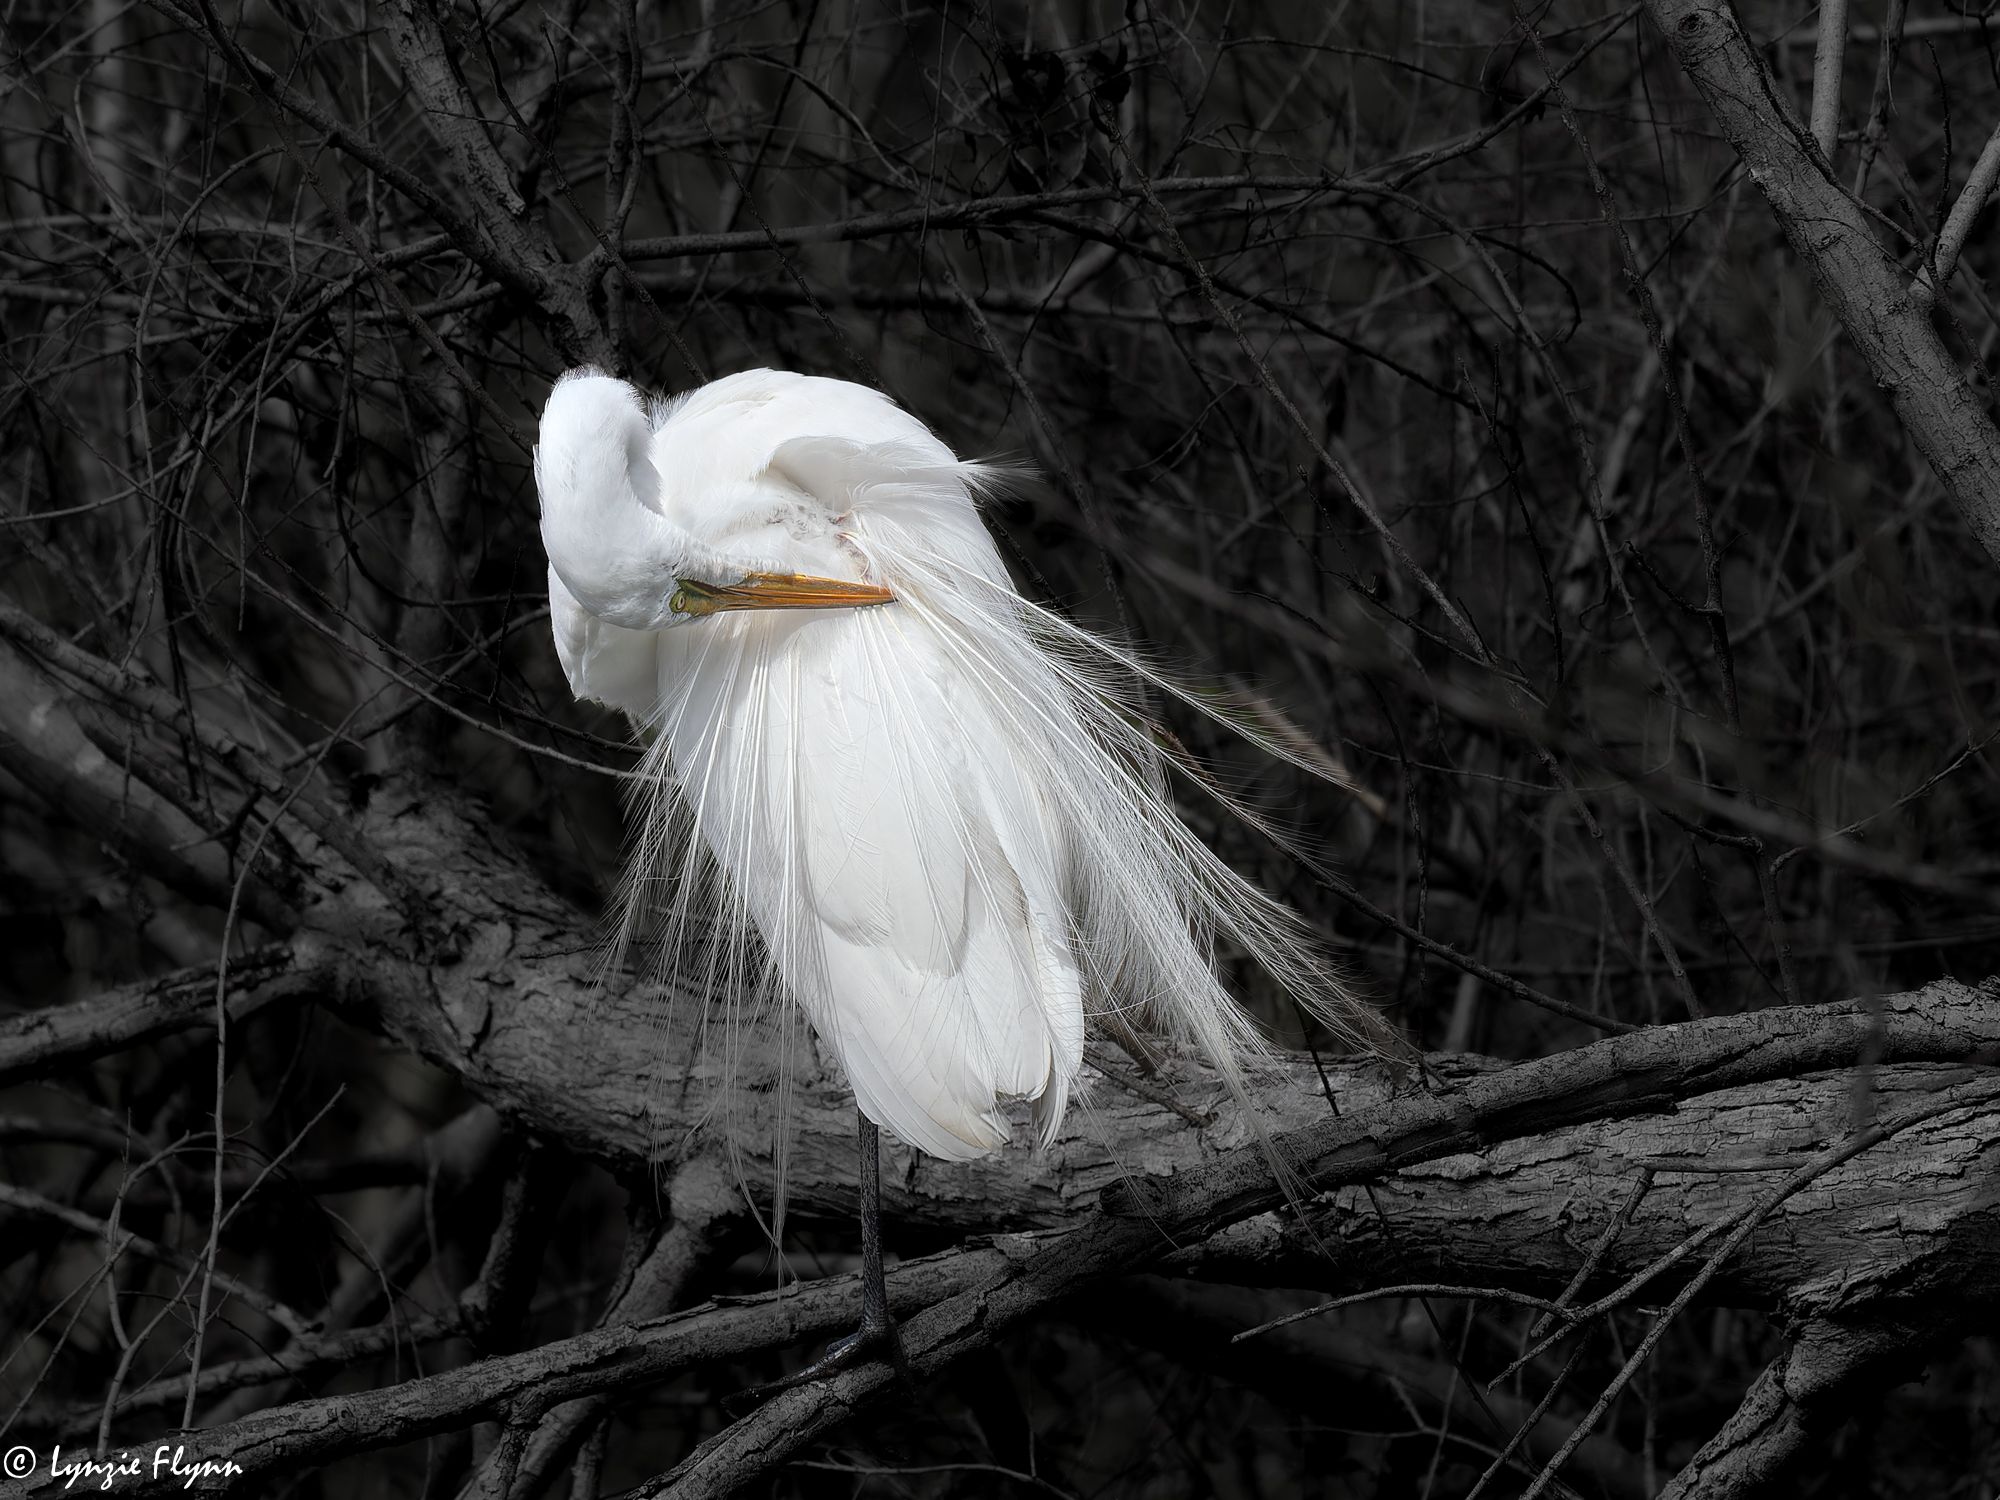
left=0, top=1184, right=312, bottom=1340
left=1810, top=0, right=1850, bottom=160
left=1915, top=119, right=2000, bottom=303
left=1516, top=5, right=1740, bottom=732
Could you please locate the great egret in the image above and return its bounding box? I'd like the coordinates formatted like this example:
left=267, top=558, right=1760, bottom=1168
left=536, top=366, right=1366, bottom=1378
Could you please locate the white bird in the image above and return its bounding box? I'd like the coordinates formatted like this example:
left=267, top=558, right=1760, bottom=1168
left=535, top=366, right=1366, bottom=1375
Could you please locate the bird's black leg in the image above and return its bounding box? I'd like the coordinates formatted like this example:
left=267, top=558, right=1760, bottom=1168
left=731, top=1110, right=902, bottom=1408
left=833, top=1112, right=896, bottom=1357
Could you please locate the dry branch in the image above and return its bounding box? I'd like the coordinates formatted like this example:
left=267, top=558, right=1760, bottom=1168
left=1643, top=0, right=2000, bottom=561
left=0, top=647, right=295, bottom=934
left=1659, top=1310, right=1970, bottom=1498
left=0, top=947, right=304, bottom=1089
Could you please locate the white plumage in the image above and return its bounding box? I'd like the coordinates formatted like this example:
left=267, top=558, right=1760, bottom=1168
left=536, top=367, right=1361, bottom=1164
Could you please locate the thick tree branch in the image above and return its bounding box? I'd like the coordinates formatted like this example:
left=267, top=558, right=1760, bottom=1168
left=300, top=786, right=1999, bottom=1230
left=59, top=1040, right=2000, bottom=1496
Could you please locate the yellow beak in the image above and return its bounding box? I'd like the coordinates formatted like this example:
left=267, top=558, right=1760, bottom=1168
left=670, top=571, right=895, bottom=619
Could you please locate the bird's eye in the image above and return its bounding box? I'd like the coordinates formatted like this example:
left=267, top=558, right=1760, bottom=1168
left=669, top=587, right=690, bottom=617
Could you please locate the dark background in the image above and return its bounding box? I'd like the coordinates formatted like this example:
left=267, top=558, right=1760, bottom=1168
left=3, top=1, right=1998, bottom=1495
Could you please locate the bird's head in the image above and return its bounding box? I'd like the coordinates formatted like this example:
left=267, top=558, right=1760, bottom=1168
left=534, top=368, right=894, bottom=632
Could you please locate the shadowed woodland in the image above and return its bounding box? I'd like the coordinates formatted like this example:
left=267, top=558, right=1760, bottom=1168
left=3, top=1, right=2000, bottom=1495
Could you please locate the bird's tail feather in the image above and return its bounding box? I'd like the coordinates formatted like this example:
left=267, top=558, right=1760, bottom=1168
left=847, top=460, right=1380, bottom=1104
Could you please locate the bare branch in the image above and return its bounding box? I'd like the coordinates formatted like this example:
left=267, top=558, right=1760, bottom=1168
left=0, top=947, right=306, bottom=1088
left=0, top=646, right=296, bottom=933
left=1659, top=1312, right=1968, bottom=1499
left=1810, top=0, right=1850, bottom=160
left=1644, top=0, right=2000, bottom=562
left=1922, top=120, right=2000, bottom=301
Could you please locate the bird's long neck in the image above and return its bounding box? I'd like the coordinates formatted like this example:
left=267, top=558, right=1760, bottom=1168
left=536, top=382, right=661, bottom=520
left=536, top=380, right=711, bottom=631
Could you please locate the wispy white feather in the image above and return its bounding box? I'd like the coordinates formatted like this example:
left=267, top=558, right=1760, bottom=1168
left=537, top=367, right=1372, bottom=1192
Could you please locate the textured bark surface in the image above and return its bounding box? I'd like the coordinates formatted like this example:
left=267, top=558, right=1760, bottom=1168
left=289, top=788, right=2000, bottom=1306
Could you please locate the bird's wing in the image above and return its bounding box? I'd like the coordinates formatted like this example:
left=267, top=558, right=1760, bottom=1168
left=653, top=585, right=1083, bottom=1161
left=630, top=380, right=1085, bottom=1155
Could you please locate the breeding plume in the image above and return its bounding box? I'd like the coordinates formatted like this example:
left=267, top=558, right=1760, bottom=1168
left=536, top=366, right=1363, bottom=1374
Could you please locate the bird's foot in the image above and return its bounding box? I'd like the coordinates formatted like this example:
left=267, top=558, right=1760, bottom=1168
left=726, top=1313, right=903, bottom=1414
